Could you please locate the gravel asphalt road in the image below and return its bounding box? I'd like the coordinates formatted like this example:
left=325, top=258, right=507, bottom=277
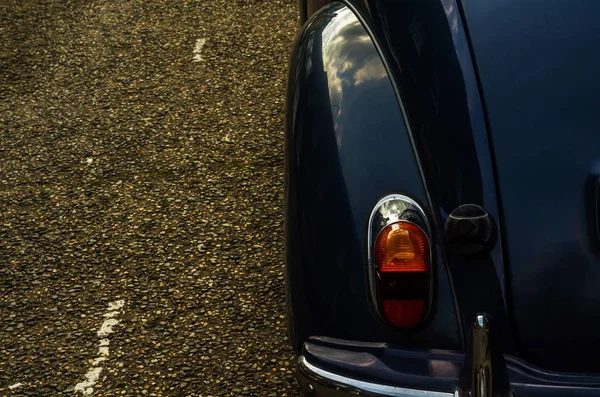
left=1, top=0, right=299, bottom=395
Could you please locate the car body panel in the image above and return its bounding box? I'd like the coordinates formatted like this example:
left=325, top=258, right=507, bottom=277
left=356, top=0, right=516, bottom=355
left=461, top=0, right=600, bottom=372
left=285, top=2, right=461, bottom=351
left=288, top=0, right=600, bottom=394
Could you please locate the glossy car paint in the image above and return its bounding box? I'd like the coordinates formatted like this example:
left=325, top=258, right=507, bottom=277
left=461, top=0, right=600, bottom=372
left=290, top=0, right=515, bottom=351
left=285, top=2, right=461, bottom=351
left=357, top=0, right=515, bottom=355
left=289, top=0, right=600, bottom=382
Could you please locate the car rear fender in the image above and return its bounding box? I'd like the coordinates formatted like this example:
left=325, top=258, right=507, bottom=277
left=284, top=1, right=461, bottom=351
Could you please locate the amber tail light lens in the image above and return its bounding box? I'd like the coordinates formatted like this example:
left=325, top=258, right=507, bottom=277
left=375, top=222, right=430, bottom=273
left=369, top=195, right=432, bottom=329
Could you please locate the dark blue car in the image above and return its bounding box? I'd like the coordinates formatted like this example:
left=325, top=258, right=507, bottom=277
left=284, top=1, right=600, bottom=396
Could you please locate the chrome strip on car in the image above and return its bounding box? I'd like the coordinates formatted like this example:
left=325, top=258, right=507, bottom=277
left=299, top=356, right=455, bottom=397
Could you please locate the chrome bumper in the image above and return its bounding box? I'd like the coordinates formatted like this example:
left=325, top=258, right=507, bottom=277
left=296, top=315, right=600, bottom=397
left=297, top=355, right=455, bottom=397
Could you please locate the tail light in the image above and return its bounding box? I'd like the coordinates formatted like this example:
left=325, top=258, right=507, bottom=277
left=368, top=195, right=432, bottom=328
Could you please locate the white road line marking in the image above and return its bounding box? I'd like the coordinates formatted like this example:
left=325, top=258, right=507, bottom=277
left=107, top=300, right=125, bottom=311
left=97, top=318, right=119, bottom=337
left=92, top=357, right=106, bottom=366
left=193, top=38, right=206, bottom=62
left=74, top=300, right=125, bottom=396
left=103, top=311, right=119, bottom=318
left=75, top=367, right=102, bottom=396
left=9, top=383, right=22, bottom=390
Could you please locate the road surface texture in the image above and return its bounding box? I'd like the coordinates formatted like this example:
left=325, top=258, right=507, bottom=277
left=1, top=0, right=299, bottom=395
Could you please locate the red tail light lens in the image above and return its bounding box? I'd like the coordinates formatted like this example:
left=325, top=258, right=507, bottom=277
left=374, top=221, right=430, bottom=328
left=383, top=299, right=425, bottom=328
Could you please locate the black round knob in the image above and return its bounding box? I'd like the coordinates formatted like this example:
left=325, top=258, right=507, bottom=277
left=444, top=204, right=494, bottom=256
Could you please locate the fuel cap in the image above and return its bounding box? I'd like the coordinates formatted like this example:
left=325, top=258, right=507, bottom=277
left=445, top=204, right=494, bottom=256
